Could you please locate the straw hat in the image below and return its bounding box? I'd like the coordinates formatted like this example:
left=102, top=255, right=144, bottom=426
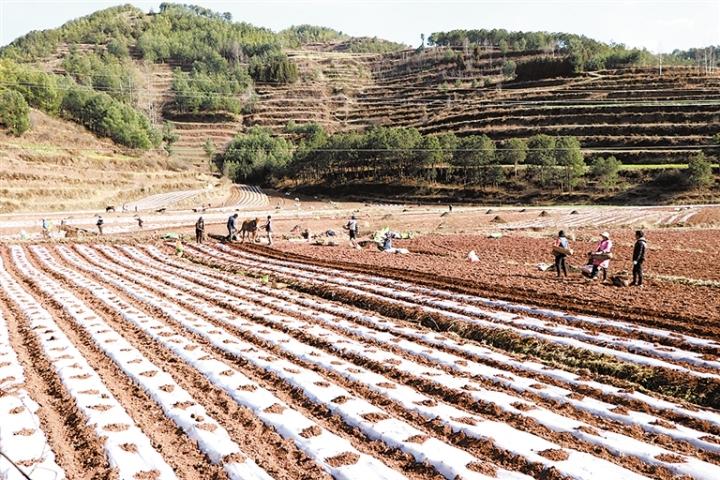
left=600, top=231, right=610, bottom=239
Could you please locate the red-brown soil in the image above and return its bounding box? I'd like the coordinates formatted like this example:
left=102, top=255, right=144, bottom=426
left=261, top=228, right=720, bottom=330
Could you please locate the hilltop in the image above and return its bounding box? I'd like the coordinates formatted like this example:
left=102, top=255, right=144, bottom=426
left=0, top=3, right=717, bottom=210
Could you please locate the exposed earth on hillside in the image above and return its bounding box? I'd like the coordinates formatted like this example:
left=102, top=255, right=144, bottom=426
left=0, top=4, right=717, bottom=211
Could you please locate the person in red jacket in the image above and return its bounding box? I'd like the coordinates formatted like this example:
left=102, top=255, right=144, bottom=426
left=590, top=231, right=612, bottom=281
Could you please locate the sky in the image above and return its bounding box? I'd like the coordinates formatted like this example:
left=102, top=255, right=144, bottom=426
left=0, top=0, right=718, bottom=53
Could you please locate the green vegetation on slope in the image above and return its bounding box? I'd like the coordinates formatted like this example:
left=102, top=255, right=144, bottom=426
left=61, top=48, right=141, bottom=104
left=0, top=89, right=30, bottom=135
left=343, top=37, right=408, bottom=54
left=217, top=123, right=717, bottom=195
left=427, top=28, right=700, bottom=72
left=279, top=25, right=349, bottom=47
left=0, top=60, right=159, bottom=148
left=0, top=1, right=716, bottom=178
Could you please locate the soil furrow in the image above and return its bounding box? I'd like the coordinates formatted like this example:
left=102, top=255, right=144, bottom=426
left=129, top=244, right=720, bottom=463
left=70, top=244, right=597, bottom=480
left=91, top=244, right=692, bottom=480
left=3, top=246, right=225, bottom=480
left=150, top=244, right=720, bottom=436
left=0, top=290, right=108, bottom=480
left=206, top=244, right=720, bottom=409
left=226, top=244, right=720, bottom=358
left=57, top=245, right=442, bottom=480
left=222, top=246, right=720, bottom=378
left=37, top=246, right=332, bottom=480
left=233, top=242, right=718, bottom=338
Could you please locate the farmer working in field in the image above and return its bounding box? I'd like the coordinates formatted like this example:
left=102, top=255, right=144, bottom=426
left=631, top=230, right=647, bottom=287
left=554, top=230, right=570, bottom=278
left=590, top=231, right=612, bottom=281
left=227, top=213, right=239, bottom=242
left=264, top=215, right=273, bottom=246
left=96, top=216, right=104, bottom=235
left=345, top=215, right=359, bottom=248
left=195, top=216, right=205, bottom=244
left=381, top=230, right=396, bottom=251
left=41, top=218, right=49, bottom=239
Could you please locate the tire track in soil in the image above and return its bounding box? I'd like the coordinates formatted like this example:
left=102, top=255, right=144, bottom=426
left=0, top=290, right=111, bottom=480
left=38, top=247, right=331, bottom=480
left=91, top=245, right=668, bottom=480
left=3, top=247, right=227, bottom=480
left=120, top=246, right=712, bottom=478
left=154, top=245, right=720, bottom=437
left=57, top=245, right=442, bottom=480
left=235, top=243, right=718, bottom=340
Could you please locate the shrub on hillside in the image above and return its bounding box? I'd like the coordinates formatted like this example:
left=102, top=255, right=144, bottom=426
left=249, top=52, right=299, bottom=84
left=501, top=60, right=517, bottom=78
left=0, top=89, right=30, bottom=135
left=0, top=5, right=142, bottom=61
left=219, top=127, right=293, bottom=183
left=590, top=156, right=622, bottom=191
left=685, top=152, right=715, bottom=189
left=60, top=87, right=159, bottom=149
left=1, top=61, right=153, bottom=145
left=171, top=66, right=248, bottom=114
left=62, top=50, right=140, bottom=104
left=427, top=28, right=656, bottom=71
left=2, top=58, right=157, bottom=148
left=0, top=60, right=63, bottom=114
left=279, top=25, right=348, bottom=48
left=344, top=37, right=407, bottom=54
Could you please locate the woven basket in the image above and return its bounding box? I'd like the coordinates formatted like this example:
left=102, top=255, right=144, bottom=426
left=552, top=246, right=573, bottom=256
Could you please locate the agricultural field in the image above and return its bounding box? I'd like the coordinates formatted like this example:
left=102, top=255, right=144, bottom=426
left=1, top=5, right=720, bottom=479
left=1, top=231, right=720, bottom=479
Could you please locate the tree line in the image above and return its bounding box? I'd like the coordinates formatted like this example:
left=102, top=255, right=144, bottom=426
left=0, top=59, right=159, bottom=148
left=217, top=124, right=588, bottom=190
left=426, top=28, right=703, bottom=72
left=217, top=124, right=717, bottom=192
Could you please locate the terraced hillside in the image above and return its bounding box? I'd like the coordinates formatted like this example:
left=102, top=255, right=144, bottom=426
left=248, top=47, right=720, bottom=162
left=0, top=111, right=217, bottom=213
left=2, top=5, right=716, bottom=208
left=168, top=115, right=244, bottom=169
left=247, top=50, right=377, bottom=134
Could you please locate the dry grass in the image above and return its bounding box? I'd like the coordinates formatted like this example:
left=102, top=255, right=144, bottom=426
left=0, top=110, right=214, bottom=213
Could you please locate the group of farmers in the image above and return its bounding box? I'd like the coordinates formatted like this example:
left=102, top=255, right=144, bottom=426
left=201, top=212, right=390, bottom=252
left=192, top=213, right=273, bottom=245
left=42, top=208, right=646, bottom=288
left=553, top=230, right=647, bottom=286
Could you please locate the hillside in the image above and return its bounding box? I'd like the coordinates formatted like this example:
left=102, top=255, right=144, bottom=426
left=249, top=47, right=720, bottom=161
left=0, top=4, right=718, bottom=208
left=0, top=110, right=222, bottom=212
